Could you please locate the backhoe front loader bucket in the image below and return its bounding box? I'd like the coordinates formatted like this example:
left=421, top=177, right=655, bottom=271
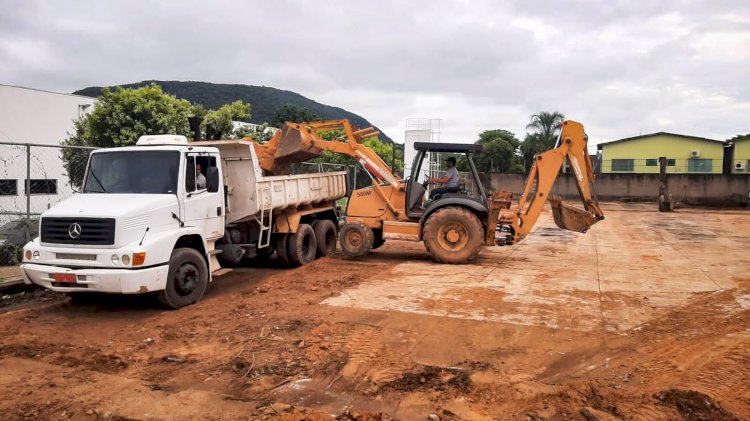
left=549, top=196, right=602, bottom=233
left=274, top=125, right=323, bottom=164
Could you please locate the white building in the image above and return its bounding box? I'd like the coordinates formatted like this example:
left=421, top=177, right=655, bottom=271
left=0, top=84, right=96, bottom=225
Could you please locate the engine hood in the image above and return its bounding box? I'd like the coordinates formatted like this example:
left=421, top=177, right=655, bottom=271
left=42, top=194, right=180, bottom=248
left=44, top=194, right=178, bottom=219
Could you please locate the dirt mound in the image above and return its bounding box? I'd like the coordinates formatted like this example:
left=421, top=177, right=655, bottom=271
left=379, top=365, right=471, bottom=393
left=655, top=389, right=739, bottom=421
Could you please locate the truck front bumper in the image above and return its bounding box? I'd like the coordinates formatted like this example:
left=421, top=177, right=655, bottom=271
left=20, top=263, right=169, bottom=294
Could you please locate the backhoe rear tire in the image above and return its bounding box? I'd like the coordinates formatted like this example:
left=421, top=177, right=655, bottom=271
left=287, top=224, right=317, bottom=267
left=313, top=219, right=337, bottom=257
left=339, top=221, right=373, bottom=258
left=423, top=206, right=484, bottom=264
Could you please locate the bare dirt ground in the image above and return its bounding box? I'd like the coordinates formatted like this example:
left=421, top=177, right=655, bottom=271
left=1, top=203, right=748, bottom=420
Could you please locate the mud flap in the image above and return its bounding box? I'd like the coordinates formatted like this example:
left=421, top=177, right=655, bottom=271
left=549, top=195, right=602, bottom=233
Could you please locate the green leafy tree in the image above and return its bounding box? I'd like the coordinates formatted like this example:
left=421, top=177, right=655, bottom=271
left=271, top=104, right=320, bottom=128
left=521, top=111, right=565, bottom=171
left=458, top=129, right=521, bottom=173
left=203, top=100, right=251, bottom=140
left=61, top=84, right=194, bottom=188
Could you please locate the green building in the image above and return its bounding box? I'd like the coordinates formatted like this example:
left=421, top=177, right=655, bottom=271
left=597, top=132, right=724, bottom=174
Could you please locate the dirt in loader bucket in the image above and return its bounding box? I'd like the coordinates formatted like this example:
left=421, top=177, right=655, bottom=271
left=549, top=195, right=602, bottom=233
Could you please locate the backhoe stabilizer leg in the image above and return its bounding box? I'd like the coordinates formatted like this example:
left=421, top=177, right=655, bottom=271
left=549, top=196, right=604, bottom=233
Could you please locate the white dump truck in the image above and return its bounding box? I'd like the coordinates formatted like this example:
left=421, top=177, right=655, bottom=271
left=20, top=135, right=347, bottom=308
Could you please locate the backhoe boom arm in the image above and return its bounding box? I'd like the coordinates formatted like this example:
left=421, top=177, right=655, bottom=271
left=499, top=120, right=604, bottom=244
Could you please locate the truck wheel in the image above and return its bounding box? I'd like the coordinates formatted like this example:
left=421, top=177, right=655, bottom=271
left=275, top=234, right=290, bottom=265
left=158, top=248, right=208, bottom=309
left=372, top=228, right=385, bottom=250
left=313, top=219, right=337, bottom=257
left=287, top=224, right=317, bottom=267
left=423, top=207, right=484, bottom=264
left=339, top=221, right=373, bottom=258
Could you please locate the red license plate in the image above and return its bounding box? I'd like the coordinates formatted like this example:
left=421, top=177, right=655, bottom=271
left=53, top=273, right=76, bottom=283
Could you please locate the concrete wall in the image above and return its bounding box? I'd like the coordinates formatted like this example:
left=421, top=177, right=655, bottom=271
left=491, top=173, right=750, bottom=206
left=600, top=134, right=724, bottom=174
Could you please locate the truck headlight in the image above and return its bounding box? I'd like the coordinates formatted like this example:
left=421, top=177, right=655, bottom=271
left=33, top=251, right=40, bottom=260
left=111, top=254, right=119, bottom=265
left=25, top=250, right=32, bottom=261
left=121, top=254, right=131, bottom=265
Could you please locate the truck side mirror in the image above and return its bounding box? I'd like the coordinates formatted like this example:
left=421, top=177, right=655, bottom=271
left=206, top=167, right=220, bottom=193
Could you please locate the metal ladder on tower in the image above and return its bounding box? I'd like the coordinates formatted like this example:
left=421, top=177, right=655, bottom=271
left=257, top=182, right=274, bottom=248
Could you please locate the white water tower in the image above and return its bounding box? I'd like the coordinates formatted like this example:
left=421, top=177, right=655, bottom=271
left=404, top=118, right=441, bottom=181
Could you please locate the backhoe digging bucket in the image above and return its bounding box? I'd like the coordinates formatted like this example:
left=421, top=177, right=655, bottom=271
left=549, top=196, right=601, bottom=233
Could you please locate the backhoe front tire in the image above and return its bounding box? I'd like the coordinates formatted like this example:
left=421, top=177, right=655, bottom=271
left=287, top=224, right=317, bottom=267
left=158, top=248, right=209, bottom=309
left=423, top=207, right=484, bottom=264
left=339, top=222, right=373, bottom=258
left=313, top=219, right=337, bottom=257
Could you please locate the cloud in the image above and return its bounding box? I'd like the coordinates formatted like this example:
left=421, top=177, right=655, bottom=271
left=1, top=0, right=748, bottom=143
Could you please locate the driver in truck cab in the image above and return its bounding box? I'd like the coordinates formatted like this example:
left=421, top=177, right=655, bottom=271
left=427, top=156, right=459, bottom=199
left=196, top=163, right=206, bottom=189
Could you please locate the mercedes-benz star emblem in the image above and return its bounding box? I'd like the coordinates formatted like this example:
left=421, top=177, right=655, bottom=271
left=68, top=223, right=82, bottom=239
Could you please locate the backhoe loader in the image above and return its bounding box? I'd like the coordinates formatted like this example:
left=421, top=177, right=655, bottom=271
left=253, top=119, right=604, bottom=264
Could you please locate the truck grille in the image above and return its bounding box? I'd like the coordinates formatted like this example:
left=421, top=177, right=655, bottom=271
left=41, top=217, right=116, bottom=245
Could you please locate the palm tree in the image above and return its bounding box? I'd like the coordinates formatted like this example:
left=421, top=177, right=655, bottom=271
left=526, top=111, right=565, bottom=149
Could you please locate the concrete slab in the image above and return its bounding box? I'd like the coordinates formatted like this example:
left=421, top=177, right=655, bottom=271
left=323, top=207, right=750, bottom=333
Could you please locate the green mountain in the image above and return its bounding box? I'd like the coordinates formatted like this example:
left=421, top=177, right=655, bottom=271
left=74, top=80, right=392, bottom=142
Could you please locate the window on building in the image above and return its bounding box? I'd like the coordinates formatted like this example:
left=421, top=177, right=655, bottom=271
left=687, top=159, right=712, bottom=173
left=25, top=179, right=57, bottom=195
left=611, top=159, right=634, bottom=172
left=0, top=179, right=17, bottom=196
left=646, top=159, right=676, bottom=167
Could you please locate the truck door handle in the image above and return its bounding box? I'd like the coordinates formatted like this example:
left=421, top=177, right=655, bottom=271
left=217, top=207, right=222, bottom=216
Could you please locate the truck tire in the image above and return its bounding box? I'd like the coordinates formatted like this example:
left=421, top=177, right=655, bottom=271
left=372, top=228, right=385, bottom=250
left=423, top=206, right=484, bottom=264
left=287, top=223, right=317, bottom=267
left=158, top=248, right=209, bottom=309
left=339, top=221, right=374, bottom=258
left=275, top=234, right=290, bottom=265
left=313, top=219, right=337, bottom=257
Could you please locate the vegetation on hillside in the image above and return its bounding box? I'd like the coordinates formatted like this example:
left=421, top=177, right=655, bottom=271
left=74, top=80, right=392, bottom=142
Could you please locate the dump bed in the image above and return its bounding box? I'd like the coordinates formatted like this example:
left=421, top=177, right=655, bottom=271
left=193, top=140, right=347, bottom=225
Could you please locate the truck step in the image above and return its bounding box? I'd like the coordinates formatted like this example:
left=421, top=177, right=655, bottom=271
left=208, top=249, right=223, bottom=255
left=212, top=268, right=233, bottom=277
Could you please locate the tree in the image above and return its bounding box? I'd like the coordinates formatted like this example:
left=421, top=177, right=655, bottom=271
left=203, top=100, right=252, bottom=140
left=271, top=104, right=320, bottom=128
left=520, top=111, right=565, bottom=172
left=61, top=84, right=194, bottom=188
left=458, top=129, right=521, bottom=173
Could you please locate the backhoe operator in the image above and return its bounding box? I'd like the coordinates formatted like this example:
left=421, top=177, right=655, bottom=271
left=427, top=156, right=459, bottom=199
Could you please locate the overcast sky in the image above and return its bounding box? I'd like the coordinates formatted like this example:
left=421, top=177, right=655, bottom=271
left=1, top=0, right=749, bottom=145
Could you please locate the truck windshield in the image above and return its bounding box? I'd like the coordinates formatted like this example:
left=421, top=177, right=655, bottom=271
left=83, top=151, right=180, bottom=194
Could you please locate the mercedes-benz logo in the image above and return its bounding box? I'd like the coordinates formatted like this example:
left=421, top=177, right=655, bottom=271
left=68, top=223, right=82, bottom=239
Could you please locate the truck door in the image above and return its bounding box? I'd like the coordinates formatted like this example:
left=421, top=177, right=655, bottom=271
left=184, top=153, right=224, bottom=240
